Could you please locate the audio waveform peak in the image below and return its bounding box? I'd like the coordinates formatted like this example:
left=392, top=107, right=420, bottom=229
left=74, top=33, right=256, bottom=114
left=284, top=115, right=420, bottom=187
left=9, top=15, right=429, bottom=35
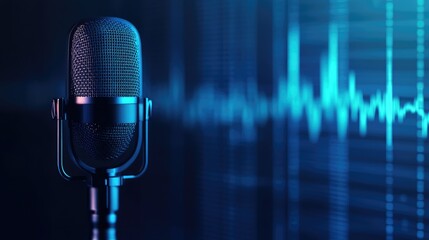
left=157, top=23, right=427, bottom=147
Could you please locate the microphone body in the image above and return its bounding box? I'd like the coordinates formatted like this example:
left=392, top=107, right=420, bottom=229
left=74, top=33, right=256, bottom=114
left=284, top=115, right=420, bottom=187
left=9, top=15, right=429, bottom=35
left=51, top=17, right=152, bottom=240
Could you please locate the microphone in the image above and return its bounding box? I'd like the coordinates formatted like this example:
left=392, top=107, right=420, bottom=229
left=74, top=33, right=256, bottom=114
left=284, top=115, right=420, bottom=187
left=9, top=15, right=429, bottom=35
left=51, top=17, right=152, bottom=240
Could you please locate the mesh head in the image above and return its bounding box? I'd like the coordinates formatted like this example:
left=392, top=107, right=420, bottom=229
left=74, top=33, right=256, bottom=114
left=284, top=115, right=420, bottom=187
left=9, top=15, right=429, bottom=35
left=68, top=17, right=142, bottom=170
left=70, top=17, right=141, bottom=97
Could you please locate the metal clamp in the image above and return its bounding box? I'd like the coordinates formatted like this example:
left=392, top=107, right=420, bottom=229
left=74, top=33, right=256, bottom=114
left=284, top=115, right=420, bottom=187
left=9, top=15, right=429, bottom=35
left=52, top=97, right=152, bottom=182
left=52, top=98, right=86, bottom=181
left=123, top=98, right=152, bottom=179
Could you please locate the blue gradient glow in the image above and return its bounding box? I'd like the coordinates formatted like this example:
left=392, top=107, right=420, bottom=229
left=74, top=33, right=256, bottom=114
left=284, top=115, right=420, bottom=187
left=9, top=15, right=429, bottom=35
left=150, top=0, right=428, bottom=239
left=156, top=12, right=429, bottom=147
left=415, top=0, right=425, bottom=238
left=0, top=0, right=427, bottom=239
left=385, top=1, right=394, bottom=239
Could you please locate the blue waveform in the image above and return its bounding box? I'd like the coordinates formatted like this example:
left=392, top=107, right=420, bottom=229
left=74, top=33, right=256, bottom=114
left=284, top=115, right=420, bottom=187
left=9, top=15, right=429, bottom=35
left=156, top=22, right=427, bottom=147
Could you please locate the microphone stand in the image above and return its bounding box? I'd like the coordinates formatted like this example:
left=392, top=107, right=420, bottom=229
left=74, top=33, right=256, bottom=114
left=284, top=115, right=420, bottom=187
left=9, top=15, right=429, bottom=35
left=88, top=174, right=122, bottom=240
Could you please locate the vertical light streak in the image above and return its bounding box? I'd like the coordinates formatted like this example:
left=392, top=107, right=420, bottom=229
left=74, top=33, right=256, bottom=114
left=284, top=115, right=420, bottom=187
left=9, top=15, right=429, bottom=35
left=329, top=0, right=349, bottom=239
left=416, top=0, right=425, bottom=238
left=385, top=1, right=394, bottom=239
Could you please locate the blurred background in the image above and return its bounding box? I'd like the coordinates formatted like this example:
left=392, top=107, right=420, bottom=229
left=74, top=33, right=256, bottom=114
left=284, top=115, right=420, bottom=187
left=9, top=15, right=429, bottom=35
left=1, top=0, right=429, bottom=239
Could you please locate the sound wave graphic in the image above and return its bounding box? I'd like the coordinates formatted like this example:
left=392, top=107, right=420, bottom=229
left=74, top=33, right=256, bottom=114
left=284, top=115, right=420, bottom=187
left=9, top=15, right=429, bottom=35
left=156, top=23, right=427, bottom=147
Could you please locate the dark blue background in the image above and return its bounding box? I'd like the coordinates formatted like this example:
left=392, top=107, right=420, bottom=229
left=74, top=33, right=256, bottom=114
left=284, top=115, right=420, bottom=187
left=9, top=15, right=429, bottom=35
left=1, top=0, right=428, bottom=239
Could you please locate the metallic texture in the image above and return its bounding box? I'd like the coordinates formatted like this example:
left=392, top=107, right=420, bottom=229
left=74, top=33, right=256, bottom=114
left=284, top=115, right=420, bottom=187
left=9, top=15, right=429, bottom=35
left=68, top=17, right=142, bottom=170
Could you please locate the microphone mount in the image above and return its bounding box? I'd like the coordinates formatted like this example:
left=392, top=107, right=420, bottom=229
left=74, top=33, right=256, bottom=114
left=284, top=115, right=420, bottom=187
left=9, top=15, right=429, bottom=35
left=52, top=97, right=152, bottom=240
left=51, top=97, right=152, bottom=182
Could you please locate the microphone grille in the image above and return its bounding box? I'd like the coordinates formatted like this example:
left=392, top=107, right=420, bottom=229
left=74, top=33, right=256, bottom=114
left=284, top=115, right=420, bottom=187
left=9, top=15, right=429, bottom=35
left=68, top=17, right=142, bottom=170
left=71, top=122, right=137, bottom=168
left=70, top=17, right=141, bottom=97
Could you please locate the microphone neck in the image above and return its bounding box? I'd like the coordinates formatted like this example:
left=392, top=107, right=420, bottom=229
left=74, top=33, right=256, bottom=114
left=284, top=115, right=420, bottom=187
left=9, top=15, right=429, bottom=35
left=89, top=174, right=123, bottom=240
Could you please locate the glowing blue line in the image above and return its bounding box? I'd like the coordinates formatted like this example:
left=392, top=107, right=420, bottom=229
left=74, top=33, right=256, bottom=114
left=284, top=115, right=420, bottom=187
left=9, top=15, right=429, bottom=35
left=286, top=1, right=300, bottom=239
left=385, top=1, right=394, bottom=240
left=328, top=1, right=349, bottom=240
left=155, top=0, right=429, bottom=146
